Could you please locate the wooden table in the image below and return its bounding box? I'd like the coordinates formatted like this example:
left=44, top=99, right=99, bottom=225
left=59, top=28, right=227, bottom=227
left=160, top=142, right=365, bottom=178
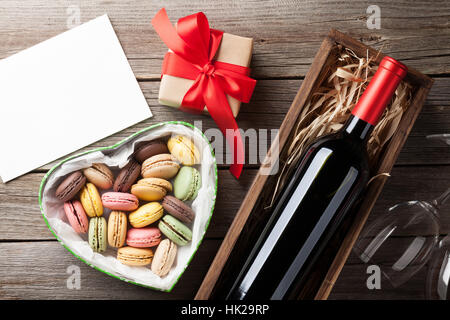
left=1, top=0, right=449, bottom=300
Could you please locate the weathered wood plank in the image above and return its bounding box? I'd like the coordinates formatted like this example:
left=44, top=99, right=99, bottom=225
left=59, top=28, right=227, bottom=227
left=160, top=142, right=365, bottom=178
left=329, top=261, right=428, bottom=299
left=0, top=240, right=221, bottom=299
left=329, top=235, right=450, bottom=300
left=0, top=169, right=257, bottom=241
left=0, top=238, right=433, bottom=300
left=332, top=236, right=448, bottom=299
left=0, top=0, right=449, bottom=78
left=1, top=166, right=449, bottom=241
left=0, top=238, right=432, bottom=300
left=16, top=77, right=450, bottom=172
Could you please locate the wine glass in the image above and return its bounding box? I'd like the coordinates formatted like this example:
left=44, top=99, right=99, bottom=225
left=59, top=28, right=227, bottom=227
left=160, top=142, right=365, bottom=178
left=424, top=133, right=450, bottom=299
left=425, top=235, right=450, bottom=300
left=427, top=134, right=450, bottom=145
left=353, top=188, right=450, bottom=288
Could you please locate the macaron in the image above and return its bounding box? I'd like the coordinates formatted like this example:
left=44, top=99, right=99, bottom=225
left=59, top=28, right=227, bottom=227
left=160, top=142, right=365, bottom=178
left=129, top=202, right=164, bottom=228
left=102, top=192, right=139, bottom=211
left=173, top=166, right=202, bottom=201
left=117, top=246, right=153, bottom=266
left=131, top=178, right=172, bottom=201
left=63, top=200, right=89, bottom=233
left=133, top=140, right=169, bottom=163
left=167, top=135, right=201, bottom=165
left=108, top=211, right=127, bottom=248
left=88, top=217, right=107, bottom=252
left=55, top=171, right=86, bottom=202
left=80, top=183, right=103, bottom=217
left=126, top=227, right=161, bottom=248
left=151, top=239, right=177, bottom=277
left=83, top=163, right=114, bottom=190
left=158, top=215, right=192, bottom=246
left=141, top=154, right=180, bottom=179
left=162, top=195, right=195, bottom=223
left=113, top=159, right=141, bottom=192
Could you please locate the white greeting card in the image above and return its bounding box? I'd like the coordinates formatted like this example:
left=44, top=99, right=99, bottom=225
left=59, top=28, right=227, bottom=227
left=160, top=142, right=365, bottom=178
left=0, top=14, right=152, bottom=182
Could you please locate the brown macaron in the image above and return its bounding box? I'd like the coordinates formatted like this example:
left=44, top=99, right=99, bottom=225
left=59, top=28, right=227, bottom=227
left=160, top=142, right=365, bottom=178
left=162, top=195, right=195, bottom=223
left=133, top=140, right=169, bottom=163
left=55, top=171, right=86, bottom=202
left=83, top=163, right=114, bottom=190
left=113, top=159, right=141, bottom=192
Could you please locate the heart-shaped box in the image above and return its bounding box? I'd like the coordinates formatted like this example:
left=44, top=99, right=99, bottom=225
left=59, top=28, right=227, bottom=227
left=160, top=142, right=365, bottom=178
left=38, top=121, right=217, bottom=291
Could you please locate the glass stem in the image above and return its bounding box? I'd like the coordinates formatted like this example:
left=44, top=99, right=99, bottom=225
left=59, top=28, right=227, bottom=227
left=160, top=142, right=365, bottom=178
left=431, top=187, right=450, bottom=209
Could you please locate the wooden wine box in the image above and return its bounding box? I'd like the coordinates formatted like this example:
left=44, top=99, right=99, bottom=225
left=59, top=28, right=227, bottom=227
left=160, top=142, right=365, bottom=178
left=195, top=29, right=434, bottom=300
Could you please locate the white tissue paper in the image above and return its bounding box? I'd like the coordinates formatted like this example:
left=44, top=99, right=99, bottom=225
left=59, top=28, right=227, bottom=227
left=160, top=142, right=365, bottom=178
left=40, top=122, right=217, bottom=291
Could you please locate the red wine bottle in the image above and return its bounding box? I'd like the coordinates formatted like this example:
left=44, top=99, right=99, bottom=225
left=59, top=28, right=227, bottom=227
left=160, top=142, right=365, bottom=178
left=226, top=56, right=407, bottom=300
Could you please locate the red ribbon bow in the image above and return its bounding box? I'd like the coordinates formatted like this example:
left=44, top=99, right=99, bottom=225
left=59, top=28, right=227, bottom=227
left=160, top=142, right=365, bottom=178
left=152, top=8, right=257, bottom=179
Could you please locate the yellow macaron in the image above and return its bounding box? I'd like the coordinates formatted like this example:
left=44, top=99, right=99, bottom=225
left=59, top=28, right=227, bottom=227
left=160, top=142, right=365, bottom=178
left=129, top=202, right=164, bottom=228
left=80, top=183, right=103, bottom=217
left=117, top=246, right=154, bottom=266
left=167, top=135, right=201, bottom=166
left=131, top=178, right=173, bottom=201
left=108, top=211, right=127, bottom=248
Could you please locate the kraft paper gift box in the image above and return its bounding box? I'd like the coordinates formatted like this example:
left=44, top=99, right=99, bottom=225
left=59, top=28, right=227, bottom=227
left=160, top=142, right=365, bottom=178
left=158, top=33, right=253, bottom=118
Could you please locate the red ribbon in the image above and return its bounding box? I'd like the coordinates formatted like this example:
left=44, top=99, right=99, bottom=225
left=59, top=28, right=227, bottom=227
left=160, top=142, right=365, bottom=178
left=152, top=8, right=257, bottom=179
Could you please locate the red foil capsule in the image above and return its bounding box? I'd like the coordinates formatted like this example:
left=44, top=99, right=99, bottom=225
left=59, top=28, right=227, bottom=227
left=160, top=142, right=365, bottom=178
left=352, top=56, right=408, bottom=126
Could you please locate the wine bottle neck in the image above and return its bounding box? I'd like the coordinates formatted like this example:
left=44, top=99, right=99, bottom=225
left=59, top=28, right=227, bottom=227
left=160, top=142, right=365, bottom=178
left=344, top=57, right=407, bottom=142
left=343, top=115, right=373, bottom=142
left=351, top=56, right=407, bottom=125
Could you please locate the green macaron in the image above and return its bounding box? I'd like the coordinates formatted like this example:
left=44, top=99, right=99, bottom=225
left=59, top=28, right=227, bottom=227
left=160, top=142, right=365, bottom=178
left=173, top=166, right=201, bottom=201
left=88, top=217, right=107, bottom=252
left=158, top=215, right=192, bottom=246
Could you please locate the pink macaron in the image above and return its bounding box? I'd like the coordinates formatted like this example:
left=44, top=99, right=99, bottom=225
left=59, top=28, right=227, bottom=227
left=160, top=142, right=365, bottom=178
left=102, top=192, right=139, bottom=211
left=126, top=227, right=162, bottom=248
left=63, top=200, right=89, bottom=233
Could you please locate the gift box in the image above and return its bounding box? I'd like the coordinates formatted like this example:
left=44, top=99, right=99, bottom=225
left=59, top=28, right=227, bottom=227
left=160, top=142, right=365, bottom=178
left=159, top=33, right=253, bottom=117
left=152, top=8, right=257, bottom=179
left=195, top=30, right=434, bottom=300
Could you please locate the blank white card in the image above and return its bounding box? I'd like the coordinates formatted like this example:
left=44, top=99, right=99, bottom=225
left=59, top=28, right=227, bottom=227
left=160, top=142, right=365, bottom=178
left=0, top=15, right=152, bottom=182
